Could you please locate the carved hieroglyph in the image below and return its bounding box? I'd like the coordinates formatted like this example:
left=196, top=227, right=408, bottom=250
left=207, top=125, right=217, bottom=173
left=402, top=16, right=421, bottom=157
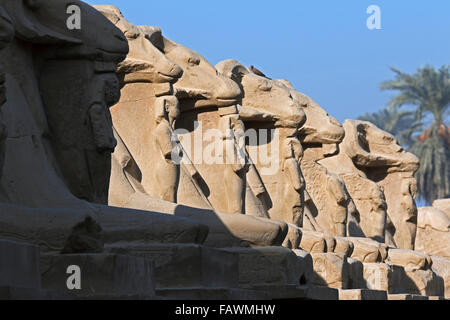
left=342, top=120, right=420, bottom=250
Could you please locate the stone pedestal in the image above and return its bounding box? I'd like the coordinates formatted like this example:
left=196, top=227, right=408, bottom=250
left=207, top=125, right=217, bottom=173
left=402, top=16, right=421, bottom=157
left=428, top=296, right=447, bottom=300
left=40, top=254, right=155, bottom=298
left=339, top=289, right=387, bottom=300
left=155, top=288, right=271, bottom=300
left=363, top=263, right=393, bottom=292
left=431, top=256, right=450, bottom=298
left=347, top=258, right=365, bottom=289
left=293, top=249, right=314, bottom=286
left=108, top=244, right=239, bottom=289
left=299, top=286, right=339, bottom=300
left=247, top=285, right=307, bottom=300
left=391, top=265, right=444, bottom=297
left=388, top=294, right=429, bottom=301
left=415, top=224, right=450, bottom=259
left=310, top=253, right=349, bottom=289
left=222, top=247, right=302, bottom=287
left=0, top=240, right=41, bottom=289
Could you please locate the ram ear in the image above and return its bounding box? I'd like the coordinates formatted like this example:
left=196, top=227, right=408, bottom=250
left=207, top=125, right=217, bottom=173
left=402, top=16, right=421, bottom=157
left=3, top=0, right=81, bottom=44
left=215, top=59, right=249, bottom=83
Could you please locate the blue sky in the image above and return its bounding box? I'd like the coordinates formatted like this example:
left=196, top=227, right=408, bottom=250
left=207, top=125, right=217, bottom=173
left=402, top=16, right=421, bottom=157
left=89, top=0, right=450, bottom=123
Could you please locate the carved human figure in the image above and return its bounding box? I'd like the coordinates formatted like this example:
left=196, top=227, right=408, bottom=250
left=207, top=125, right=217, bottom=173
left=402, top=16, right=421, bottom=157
left=219, top=109, right=249, bottom=214
left=281, top=131, right=305, bottom=227
left=342, top=120, right=420, bottom=250
left=326, top=173, right=350, bottom=237
left=153, top=96, right=181, bottom=202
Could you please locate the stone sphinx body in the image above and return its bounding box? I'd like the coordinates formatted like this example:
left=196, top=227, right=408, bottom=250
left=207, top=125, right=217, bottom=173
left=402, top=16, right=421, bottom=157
left=96, top=5, right=288, bottom=248
left=0, top=0, right=214, bottom=253
left=215, top=61, right=305, bottom=225
left=279, top=81, right=419, bottom=251
left=340, top=120, right=420, bottom=250
left=317, top=119, right=420, bottom=250
left=276, top=82, right=353, bottom=239
left=415, top=202, right=450, bottom=258
left=0, top=1, right=446, bottom=300
left=216, top=61, right=351, bottom=239
left=216, top=61, right=398, bottom=260
left=318, top=124, right=389, bottom=244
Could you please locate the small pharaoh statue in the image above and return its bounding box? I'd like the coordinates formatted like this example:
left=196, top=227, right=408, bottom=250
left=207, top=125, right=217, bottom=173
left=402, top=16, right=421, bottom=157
left=153, top=95, right=182, bottom=203
left=220, top=107, right=250, bottom=214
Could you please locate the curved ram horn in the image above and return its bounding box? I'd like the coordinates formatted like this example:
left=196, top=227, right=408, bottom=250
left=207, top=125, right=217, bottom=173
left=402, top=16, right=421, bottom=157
left=216, top=59, right=250, bottom=82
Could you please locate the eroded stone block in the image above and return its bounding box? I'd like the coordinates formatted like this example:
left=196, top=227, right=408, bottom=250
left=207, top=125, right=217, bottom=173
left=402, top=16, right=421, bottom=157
left=431, top=256, right=450, bottom=298
left=310, top=253, right=349, bottom=289
left=247, top=285, right=307, bottom=300
left=299, top=286, right=339, bottom=300
left=223, top=247, right=302, bottom=287
left=40, top=253, right=155, bottom=298
left=108, top=244, right=239, bottom=289
left=155, top=288, right=270, bottom=300
left=347, top=258, right=365, bottom=289
left=339, top=289, right=387, bottom=300
left=391, top=265, right=443, bottom=297
left=363, top=263, right=393, bottom=292
left=293, top=249, right=314, bottom=286
left=388, top=294, right=428, bottom=301
left=0, top=240, right=40, bottom=289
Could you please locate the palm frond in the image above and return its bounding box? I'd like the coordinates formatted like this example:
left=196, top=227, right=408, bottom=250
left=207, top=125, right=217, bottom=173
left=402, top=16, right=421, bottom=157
left=364, top=65, right=450, bottom=203
left=410, top=135, right=450, bottom=204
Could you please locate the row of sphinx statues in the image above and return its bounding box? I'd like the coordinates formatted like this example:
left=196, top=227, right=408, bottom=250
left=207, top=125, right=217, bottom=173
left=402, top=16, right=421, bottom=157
left=0, top=0, right=448, bottom=290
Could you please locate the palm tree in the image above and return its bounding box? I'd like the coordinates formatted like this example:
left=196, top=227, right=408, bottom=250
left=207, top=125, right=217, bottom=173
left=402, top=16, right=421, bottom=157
left=379, top=65, right=450, bottom=204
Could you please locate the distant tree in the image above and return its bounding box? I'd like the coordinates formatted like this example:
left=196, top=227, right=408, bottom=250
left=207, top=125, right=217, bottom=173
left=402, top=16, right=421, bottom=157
left=378, top=65, right=450, bottom=204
